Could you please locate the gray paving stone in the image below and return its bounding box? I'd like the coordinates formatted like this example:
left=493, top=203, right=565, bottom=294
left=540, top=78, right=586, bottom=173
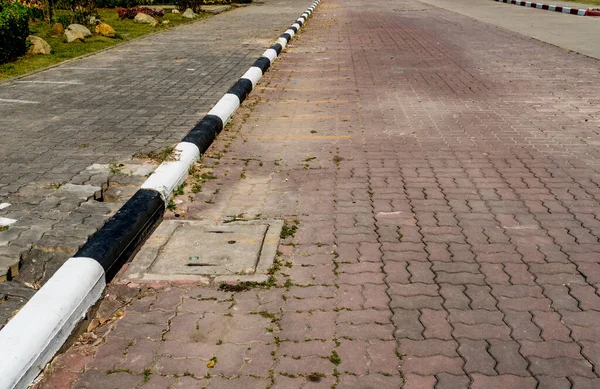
left=0, top=0, right=312, bottom=326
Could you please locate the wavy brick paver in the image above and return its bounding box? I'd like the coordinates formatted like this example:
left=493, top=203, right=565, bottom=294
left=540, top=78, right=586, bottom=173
left=34, top=0, right=600, bottom=387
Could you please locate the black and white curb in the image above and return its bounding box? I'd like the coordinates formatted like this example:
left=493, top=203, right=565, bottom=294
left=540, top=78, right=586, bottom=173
left=0, top=1, right=321, bottom=388
left=493, top=0, right=600, bottom=16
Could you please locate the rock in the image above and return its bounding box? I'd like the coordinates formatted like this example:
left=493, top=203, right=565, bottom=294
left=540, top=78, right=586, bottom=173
left=182, top=8, right=195, bottom=18
left=161, top=20, right=169, bottom=25
left=134, top=12, right=158, bottom=27
left=171, top=9, right=180, bottom=13
left=200, top=5, right=231, bottom=14
left=64, top=29, right=85, bottom=43
left=66, top=23, right=92, bottom=38
left=95, top=22, right=116, bottom=37
left=26, top=35, right=51, bottom=55
left=50, top=23, right=64, bottom=35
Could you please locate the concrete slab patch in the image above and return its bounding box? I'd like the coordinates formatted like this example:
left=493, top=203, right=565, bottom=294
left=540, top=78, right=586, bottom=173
left=58, top=183, right=101, bottom=200
left=122, top=219, right=283, bottom=282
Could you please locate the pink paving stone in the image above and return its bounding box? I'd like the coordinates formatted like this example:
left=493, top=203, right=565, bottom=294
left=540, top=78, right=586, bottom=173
left=283, top=296, right=337, bottom=312
left=138, top=375, right=177, bottom=388
left=278, top=340, right=336, bottom=358
left=271, top=376, right=303, bottom=389
left=367, top=339, right=400, bottom=375
left=401, top=355, right=464, bottom=375
left=170, top=376, right=209, bottom=388
left=403, top=375, right=437, bottom=389
left=337, top=339, right=369, bottom=375
left=399, top=339, right=459, bottom=357
left=471, top=374, right=538, bottom=389
left=337, top=308, right=391, bottom=325
left=275, top=356, right=335, bottom=376
left=206, top=377, right=271, bottom=389
left=117, top=338, right=160, bottom=373
left=338, top=374, right=404, bottom=389
left=420, top=309, right=453, bottom=340
left=36, top=368, right=81, bottom=389
left=335, top=284, right=363, bottom=310
left=337, top=271, right=385, bottom=285
left=155, top=356, right=208, bottom=377
left=72, top=369, right=143, bottom=389
left=362, top=283, right=391, bottom=309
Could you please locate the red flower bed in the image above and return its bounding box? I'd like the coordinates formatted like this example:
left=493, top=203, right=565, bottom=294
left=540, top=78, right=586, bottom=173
left=117, top=7, right=164, bottom=19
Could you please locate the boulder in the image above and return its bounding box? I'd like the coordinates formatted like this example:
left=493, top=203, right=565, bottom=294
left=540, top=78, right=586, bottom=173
left=51, top=23, right=64, bottom=35
left=67, top=23, right=92, bottom=38
left=182, top=8, right=195, bottom=18
left=200, top=5, right=231, bottom=14
left=134, top=12, right=158, bottom=27
left=64, top=29, right=85, bottom=43
left=26, top=35, right=51, bottom=55
left=95, top=22, right=116, bottom=37
left=171, top=9, right=180, bottom=13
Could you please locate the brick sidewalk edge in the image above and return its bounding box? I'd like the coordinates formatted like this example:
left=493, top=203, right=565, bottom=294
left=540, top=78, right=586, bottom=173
left=0, top=1, right=322, bottom=387
left=493, top=0, right=600, bottom=16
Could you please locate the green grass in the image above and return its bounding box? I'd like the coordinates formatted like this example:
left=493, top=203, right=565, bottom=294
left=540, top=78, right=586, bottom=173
left=559, top=0, right=600, bottom=6
left=0, top=9, right=209, bottom=81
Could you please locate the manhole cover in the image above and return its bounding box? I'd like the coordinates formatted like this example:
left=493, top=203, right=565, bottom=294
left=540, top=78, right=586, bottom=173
left=122, top=220, right=283, bottom=282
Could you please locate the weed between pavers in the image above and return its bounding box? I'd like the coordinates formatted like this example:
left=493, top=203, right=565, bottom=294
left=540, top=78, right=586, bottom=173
left=280, top=220, right=299, bottom=239
left=329, top=350, right=341, bottom=365
left=218, top=276, right=277, bottom=292
left=109, top=163, right=124, bottom=175
left=106, top=368, right=132, bottom=375
left=308, top=372, right=326, bottom=382
left=134, top=146, right=175, bottom=164
left=166, top=199, right=176, bottom=211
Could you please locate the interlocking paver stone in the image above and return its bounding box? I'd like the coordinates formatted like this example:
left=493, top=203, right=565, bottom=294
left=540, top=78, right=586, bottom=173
left=32, top=0, right=600, bottom=387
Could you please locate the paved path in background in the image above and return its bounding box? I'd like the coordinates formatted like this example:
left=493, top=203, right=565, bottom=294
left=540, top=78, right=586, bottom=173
left=34, top=0, right=600, bottom=387
left=419, top=0, right=600, bottom=60
left=0, top=0, right=314, bottom=328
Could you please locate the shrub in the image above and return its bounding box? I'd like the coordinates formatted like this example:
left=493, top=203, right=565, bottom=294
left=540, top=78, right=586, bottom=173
left=97, top=0, right=139, bottom=8
left=0, top=1, right=30, bottom=64
left=116, top=6, right=163, bottom=18
left=176, top=0, right=238, bottom=12
left=55, top=0, right=96, bottom=24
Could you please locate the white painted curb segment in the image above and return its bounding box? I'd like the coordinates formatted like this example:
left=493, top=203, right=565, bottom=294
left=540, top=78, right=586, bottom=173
left=0, top=258, right=105, bottom=389
left=141, top=141, right=200, bottom=201
left=208, top=93, right=241, bottom=125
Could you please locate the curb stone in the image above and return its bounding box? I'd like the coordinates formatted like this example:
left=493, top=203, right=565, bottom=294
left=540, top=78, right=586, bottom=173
left=493, top=0, right=600, bottom=16
left=0, top=1, right=322, bottom=388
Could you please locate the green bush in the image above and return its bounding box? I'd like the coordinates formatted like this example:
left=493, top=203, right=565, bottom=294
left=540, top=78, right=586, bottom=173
left=0, top=1, right=30, bottom=64
left=176, top=0, right=249, bottom=12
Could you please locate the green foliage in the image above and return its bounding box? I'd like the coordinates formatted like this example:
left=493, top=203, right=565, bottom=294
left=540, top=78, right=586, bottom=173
left=175, top=0, right=249, bottom=13
left=55, top=0, right=96, bottom=24
left=0, top=9, right=204, bottom=81
left=0, top=1, right=30, bottom=64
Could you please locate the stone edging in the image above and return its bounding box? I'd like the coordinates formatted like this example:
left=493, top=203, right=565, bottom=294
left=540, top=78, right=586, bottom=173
left=493, top=0, right=600, bottom=16
left=0, top=1, right=321, bottom=388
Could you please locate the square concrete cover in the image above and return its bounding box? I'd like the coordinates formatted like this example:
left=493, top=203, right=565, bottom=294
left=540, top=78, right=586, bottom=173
left=122, top=220, right=283, bottom=282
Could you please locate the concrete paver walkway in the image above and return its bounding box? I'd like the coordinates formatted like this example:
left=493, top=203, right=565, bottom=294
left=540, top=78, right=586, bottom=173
left=0, top=0, right=314, bottom=328
left=34, top=0, right=600, bottom=388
